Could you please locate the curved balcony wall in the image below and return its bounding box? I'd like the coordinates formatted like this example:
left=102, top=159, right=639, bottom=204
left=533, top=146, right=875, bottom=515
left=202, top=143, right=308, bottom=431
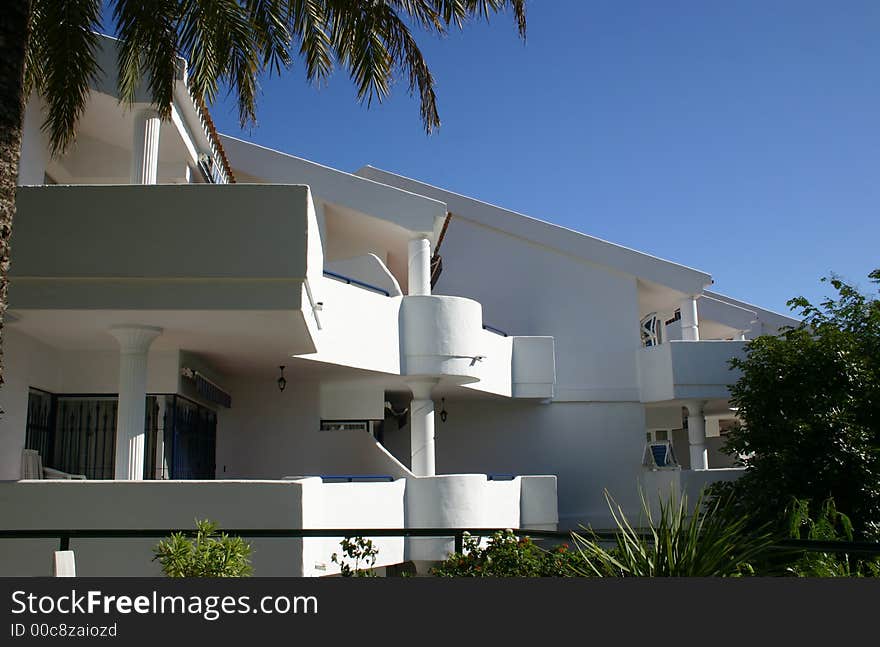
left=405, top=474, right=493, bottom=561
left=400, top=295, right=485, bottom=383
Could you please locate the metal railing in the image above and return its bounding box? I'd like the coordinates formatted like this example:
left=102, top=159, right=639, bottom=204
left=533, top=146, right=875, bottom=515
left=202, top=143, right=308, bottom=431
left=316, top=475, right=395, bottom=483
left=323, top=270, right=391, bottom=297
left=1, top=528, right=878, bottom=558
left=482, top=324, right=509, bottom=337
left=0, top=528, right=566, bottom=554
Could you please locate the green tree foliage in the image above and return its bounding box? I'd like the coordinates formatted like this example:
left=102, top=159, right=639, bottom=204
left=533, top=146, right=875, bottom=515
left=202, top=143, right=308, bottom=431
left=331, top=536, right=379, bottom=577
left=569, top=490, right=775, bottom=577
left=785, top=498, right=880, bottom=577
left=718, top=270, right=880, bottom=538
left=153, top=519, right=253, bottom=577
left=432, top=530, right=581, bottom=577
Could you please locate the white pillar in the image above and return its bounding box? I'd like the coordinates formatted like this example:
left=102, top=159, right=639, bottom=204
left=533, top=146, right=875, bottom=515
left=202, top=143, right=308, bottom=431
left=53, top=551, right=76, bottom=577
left=131, top=109, right=161, bottom=184
left=109, top=325, right=163, bottom=480
left=407, top=236, right=432, bottom=296
left=409, top=380, right=437, bottom=476
left=18, top=98, right=49, bottom=185
left=680, top=295, right=700, bottom=341
left=684, top=400, right=708, bottom=470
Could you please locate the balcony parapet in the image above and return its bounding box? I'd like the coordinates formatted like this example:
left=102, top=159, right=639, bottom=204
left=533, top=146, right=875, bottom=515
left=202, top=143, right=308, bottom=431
left=638, top=339, right=746, bottom=403
left=401, top=295, right=484, bottom=383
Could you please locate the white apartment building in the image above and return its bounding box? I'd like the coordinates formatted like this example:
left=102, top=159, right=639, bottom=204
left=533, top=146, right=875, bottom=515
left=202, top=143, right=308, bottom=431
left=0, top=36, right=797, bottom=576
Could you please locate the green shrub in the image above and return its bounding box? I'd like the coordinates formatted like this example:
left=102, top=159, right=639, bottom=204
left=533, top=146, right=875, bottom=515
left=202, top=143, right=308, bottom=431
left=153, top=519, right=252, bottom=577
left=569, top=489, right=775, bottom=577
left=785, top=498, right=880, bottom=577
left=331, top=536, right=379, bottom=577
left=718, top=270, right=880, bottom=538
left=432, top=530, right=583, bottom=577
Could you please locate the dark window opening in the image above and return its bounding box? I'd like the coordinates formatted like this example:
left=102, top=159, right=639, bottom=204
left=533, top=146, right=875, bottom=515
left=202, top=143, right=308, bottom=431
left=24, top=390, right=216, bottom=480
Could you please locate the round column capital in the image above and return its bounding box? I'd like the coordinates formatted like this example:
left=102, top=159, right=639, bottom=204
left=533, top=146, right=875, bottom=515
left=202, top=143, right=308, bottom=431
left=108, top=325, right=163, bottom=353
left=682, top=399, right=706, bottom=416
left=407, top=378, right=439, bottom=401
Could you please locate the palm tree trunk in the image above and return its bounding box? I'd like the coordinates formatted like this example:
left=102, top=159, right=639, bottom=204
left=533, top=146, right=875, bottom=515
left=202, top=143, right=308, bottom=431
left=0, top=1, right=32, bottom=387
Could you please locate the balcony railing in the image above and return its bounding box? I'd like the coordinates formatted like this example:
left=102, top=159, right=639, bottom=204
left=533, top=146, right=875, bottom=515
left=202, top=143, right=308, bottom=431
left=323, top=270, right=391, bottom=296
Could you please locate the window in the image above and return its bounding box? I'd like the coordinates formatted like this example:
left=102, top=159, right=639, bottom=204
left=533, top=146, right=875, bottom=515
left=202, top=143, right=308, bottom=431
left=25, top=388, right=54, bottom=463
left=52, top=396, right=118, bottom=479
left=23, top=390, right=216, bottom=480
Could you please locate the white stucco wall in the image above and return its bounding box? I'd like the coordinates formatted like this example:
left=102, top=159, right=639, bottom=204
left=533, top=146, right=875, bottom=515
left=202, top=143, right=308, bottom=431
left=319, top=382, right=386, bottom=421
left=299, top=477, right=406, bottom=576
left=17, top=98, right=49, bottom=185
left=511, top=336, right=556, bottom=398
left=300, top=278, right=402, bottom=374
left=637, top=340, right=746, bottom=403
left=434, top=216, right=642, bottom=402
left=221, top=136, right=446, bottom=239
left=0, top=329, right=61, bottom=479
left=642, top=467, right=745, bottom=516
left=401, top=295, right=485, bottom=382
left=11, top=185, right=317, bottom=318
left=54, top=350, right=181, bottom=395
left=0, top=480, right=309, bottom=576
left=431, top=397, right=646, bottom=529
left=0, top=474, right=552, bottom=576
left=324, top=254, right=402, bottom=297
left=645, top=405, right=683, bottom=431
left=463, top=330, right=514, bottom=396
left=216, top=377, right=410, bottom=480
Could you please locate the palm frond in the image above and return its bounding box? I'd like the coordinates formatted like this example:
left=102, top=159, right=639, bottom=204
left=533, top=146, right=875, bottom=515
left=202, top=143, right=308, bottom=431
left=114, top=0, right=179, bottom=119
left=327, top=1, right=393, bottom=110
left=570, top=488, right=777, bottom=577
left=30, top=0, right=529, bottom=146
left=288, top=0, right=334, bottom=83
left=427, top=1, right=526, bottom=38
left=30, top=0, right=103, bottom=154
left=176, top=0, right=262, bottom=125
left=246, top=0, right=293, bottom=76
left=366, top=2, right=440, bottom=132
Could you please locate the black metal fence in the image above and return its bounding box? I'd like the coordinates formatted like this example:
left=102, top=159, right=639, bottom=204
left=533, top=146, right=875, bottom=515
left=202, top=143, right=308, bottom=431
left=0, top=527, right=877, bottom=558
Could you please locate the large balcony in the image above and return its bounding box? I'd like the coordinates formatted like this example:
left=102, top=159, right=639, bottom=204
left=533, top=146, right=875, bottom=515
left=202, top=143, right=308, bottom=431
left=10, top=183, right=324, bottom=366
left=637, top=340, right=746, bottom=403
left=0, top=474, right=558, bottom=576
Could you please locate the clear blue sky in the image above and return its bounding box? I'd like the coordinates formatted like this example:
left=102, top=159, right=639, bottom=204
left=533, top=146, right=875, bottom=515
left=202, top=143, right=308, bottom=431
left=210, top=1, right=879, bottom=315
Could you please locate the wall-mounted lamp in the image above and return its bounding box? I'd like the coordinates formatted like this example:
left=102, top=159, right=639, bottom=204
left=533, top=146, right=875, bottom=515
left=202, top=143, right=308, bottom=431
left=277, top=365, right=287, bottom=392
left=439, top=398, right=448, bottom=423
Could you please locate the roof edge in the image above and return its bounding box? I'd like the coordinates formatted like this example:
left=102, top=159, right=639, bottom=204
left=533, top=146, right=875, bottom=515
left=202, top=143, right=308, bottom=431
left=356, top=165, right=713, bottom=294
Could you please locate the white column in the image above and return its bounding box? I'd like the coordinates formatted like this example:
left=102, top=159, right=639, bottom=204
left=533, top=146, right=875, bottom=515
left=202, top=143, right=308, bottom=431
left=684, top=400, right=708, bottom=470
left=407, top=236, right=432, bottom=296
left=409, top=380, right=438, bottom=476
left=109, top=325, right=163, bottom=480
left=680, top=295, right=700, bottom=341
left=131, top=109, right=161, bottom=184
left=53, top=551, right=76, bottom=577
